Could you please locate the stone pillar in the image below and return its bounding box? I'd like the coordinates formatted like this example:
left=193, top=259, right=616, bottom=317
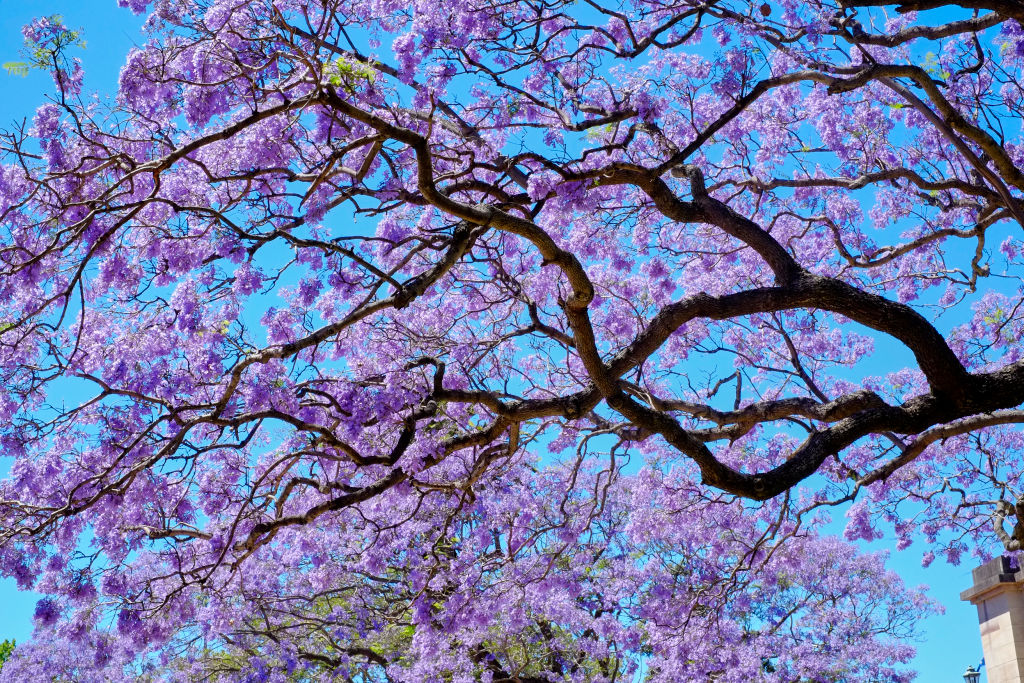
left=962, top=556, right=1024, bottom=682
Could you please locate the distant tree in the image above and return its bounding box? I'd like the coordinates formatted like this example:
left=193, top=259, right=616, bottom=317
left=0, top=0, right=1020, bottom=680
left=0, top=640, right=13, bottom=674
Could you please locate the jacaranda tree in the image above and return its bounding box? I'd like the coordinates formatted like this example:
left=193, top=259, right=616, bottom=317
left=1, top=0, right=1022, bottom=679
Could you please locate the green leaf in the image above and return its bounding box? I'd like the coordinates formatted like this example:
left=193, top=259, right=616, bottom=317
left=2, top=62, right=29, bottom=77
left=983, top=307, right=1005, bottom=325
left=0, top=639, right=15, bottom=668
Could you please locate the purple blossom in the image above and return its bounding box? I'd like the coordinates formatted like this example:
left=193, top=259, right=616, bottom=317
left=0, top=1, right=1018, bottom=681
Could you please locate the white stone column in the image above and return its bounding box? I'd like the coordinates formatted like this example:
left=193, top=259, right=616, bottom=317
left=962, top=556, right=1024, bottom=682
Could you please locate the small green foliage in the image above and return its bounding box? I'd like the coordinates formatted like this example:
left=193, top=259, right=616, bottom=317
left=984, top=307, right=1005, bottom=326
left=921, top=51, right=951, bottom=80
left=0, top=639, right=15, bottom=669
left=326, top=56, right=377, bottom=94
left=2, top=62, right=30, bottom=77
left=584, top=122, right=616, bottom=140
left=5, top=15, right=85, bottom=78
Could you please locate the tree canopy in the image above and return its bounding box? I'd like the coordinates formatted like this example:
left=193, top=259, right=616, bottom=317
left=0, top=0, right=1022, bottom=680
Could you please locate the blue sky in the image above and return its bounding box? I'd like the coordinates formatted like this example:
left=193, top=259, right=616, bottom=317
left=0, top=2, right=994, bottom=681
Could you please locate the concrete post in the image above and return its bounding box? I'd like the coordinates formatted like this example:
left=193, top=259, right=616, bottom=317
left=962, top=556, right=1024, bottom=682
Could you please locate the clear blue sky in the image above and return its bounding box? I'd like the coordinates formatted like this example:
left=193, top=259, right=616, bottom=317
left=0, top=2, right=991, bottom=681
